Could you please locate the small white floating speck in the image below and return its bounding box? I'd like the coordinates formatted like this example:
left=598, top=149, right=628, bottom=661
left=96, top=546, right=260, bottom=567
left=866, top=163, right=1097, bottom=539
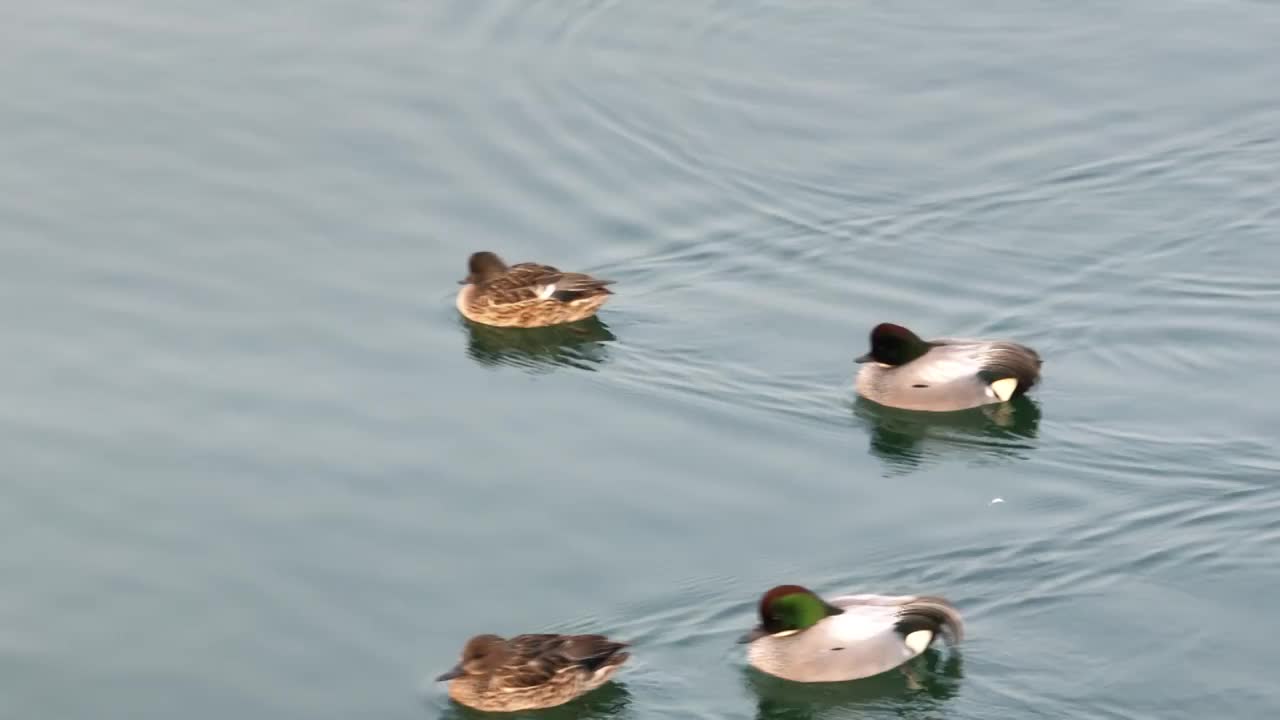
left=990, top=497, right=1004, bottom=505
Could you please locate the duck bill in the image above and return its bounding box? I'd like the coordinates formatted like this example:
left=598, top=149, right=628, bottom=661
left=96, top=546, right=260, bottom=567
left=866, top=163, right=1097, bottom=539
left=854, top=352, right=872, bottom=364
left=435, top=664, right=464, bottom=681
left=737, top=627, right=769, bottom=644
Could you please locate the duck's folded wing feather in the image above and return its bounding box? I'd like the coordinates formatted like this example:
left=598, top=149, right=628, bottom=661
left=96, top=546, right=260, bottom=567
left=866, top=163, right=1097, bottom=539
left=904, top=347, right=991, bottom=385
left=496, top=635, right=574, bottom=688
left=974, top=342, right=1042, bottom=390
left=500, top=634, right=628, bottom=687
left=830, top=594, right=964, bottom=644
left=488, top=264, right=614, bottom=303
left=548, top=272, right=615, bottom=297
left=828, top=594, right=915, bottom=628
left=910, top=341, right=1038, bottom=387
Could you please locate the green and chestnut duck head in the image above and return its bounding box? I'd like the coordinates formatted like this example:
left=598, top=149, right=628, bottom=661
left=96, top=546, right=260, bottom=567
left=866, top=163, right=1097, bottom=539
left=738, top=584, right=845, bottom=644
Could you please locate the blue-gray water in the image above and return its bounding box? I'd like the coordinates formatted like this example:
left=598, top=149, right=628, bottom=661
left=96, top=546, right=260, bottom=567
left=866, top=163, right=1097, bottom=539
left=4, top=2, right=1280, bottom=719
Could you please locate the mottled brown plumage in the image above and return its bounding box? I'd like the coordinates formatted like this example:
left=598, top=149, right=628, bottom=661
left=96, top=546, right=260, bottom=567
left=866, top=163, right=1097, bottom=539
left=437, top=633, right=630, bottom=712
left=456, top=251, right=615, bottom=328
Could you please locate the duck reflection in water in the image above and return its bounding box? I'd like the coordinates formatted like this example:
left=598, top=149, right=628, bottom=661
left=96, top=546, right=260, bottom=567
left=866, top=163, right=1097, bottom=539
left=434, top=681, right=632, bottom=720
left=462, top=315, right=618, bottom=373
left=853, top=395, right=1041, bottom=474
left=745, top=649, right=963, bottom=720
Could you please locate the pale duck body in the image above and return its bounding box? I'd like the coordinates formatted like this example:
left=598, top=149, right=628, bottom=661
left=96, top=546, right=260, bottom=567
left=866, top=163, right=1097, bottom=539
left=855, top=323, right=1041, bottom=412
left=744, top=592, right=964, bottom=683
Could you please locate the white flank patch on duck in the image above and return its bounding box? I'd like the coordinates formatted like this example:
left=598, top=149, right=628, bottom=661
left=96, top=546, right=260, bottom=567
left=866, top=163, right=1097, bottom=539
left=989, top=377, right=1019, bottom=402
left=903, top=629, right=934, bottom=654
left=536, top=283, right=557, bottom=300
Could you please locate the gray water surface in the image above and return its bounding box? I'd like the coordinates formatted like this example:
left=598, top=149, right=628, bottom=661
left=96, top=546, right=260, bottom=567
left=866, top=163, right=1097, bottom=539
left=4, top=2, right=1280, bottom=719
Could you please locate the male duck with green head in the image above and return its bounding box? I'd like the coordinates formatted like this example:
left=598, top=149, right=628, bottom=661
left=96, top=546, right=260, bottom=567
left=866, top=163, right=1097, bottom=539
left=738, top=584, right=964, bottom=683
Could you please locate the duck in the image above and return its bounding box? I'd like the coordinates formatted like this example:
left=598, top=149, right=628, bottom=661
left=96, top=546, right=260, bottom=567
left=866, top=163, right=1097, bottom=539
left=738, top=584, right=964, bottom=683
left=456, top=251, right=615, bottom=328
left=436, top=632, right=630, bottom=712
left=854, top=322, right=1042, bottom=412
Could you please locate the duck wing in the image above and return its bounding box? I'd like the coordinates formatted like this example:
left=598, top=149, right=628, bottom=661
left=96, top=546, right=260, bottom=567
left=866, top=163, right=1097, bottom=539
left=972, top=341, right=1042, bottom=394
left=829, top=594, right=965, bottom=645
left=499, top=634, right=629, bottom=688
left=914, top=340, right=1040, bottom=389
left=484, top=264, right=615, bottom=304
left=797, top=594, right=964, bottom=680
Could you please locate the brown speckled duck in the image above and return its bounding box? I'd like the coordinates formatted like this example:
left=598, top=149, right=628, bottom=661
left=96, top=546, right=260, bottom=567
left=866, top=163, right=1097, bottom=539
left=436, top=633, right=630, bottom=712
left=456, top=251, right=615, bottom=328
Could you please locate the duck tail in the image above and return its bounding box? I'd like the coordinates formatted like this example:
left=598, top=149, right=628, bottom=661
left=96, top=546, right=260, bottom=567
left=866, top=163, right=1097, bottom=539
left=551, top=274, right=615, bottom=301
left=569, top=636, right=630, bottom=672
left=894, top=596, right=965, bottom=648
left=978, top=343, right=1042, bottom=400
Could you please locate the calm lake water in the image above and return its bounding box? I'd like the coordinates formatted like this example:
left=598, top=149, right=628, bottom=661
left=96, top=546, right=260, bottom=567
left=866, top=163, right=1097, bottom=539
left=4, top=1, right=1280, bottom=719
